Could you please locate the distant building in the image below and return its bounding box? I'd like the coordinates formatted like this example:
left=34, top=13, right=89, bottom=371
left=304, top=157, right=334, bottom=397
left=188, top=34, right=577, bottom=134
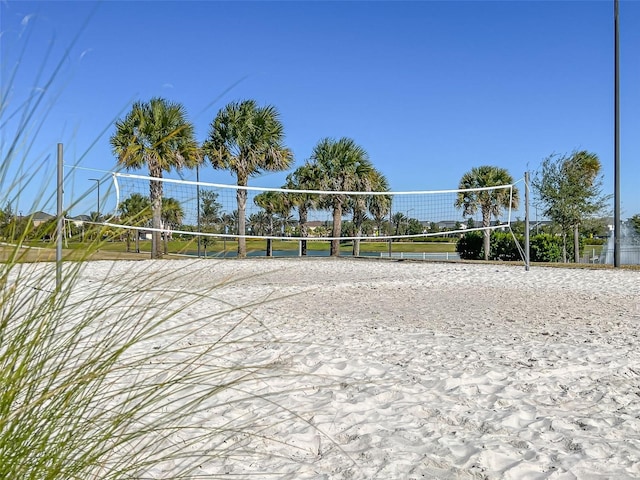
left=436, top=220, right=464, bottom=231
left=29, top=211, right=54, bottom=227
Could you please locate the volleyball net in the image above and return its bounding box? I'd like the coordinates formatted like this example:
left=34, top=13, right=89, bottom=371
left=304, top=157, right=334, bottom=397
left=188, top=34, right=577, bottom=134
left=85, top=171, right=517, bottom=242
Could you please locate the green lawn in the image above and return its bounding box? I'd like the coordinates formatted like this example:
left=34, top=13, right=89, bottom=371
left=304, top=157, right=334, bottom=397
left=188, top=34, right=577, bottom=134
left=4, top=238, right=614, bottom=265
left=170, top=238, right=458, bottom=255
left=13, top=237, right=457, bottom=259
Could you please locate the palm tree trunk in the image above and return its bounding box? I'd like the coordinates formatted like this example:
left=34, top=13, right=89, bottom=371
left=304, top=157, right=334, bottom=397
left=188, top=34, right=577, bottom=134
left=236, top=183, right=247, bottom=258
left=149, top=174, right=163, bottom=259
left=331, top=200, right=342, bottom=257
left=352, top=206, right=363, bottom=257
left=482, top=208, right=491, bottom=261
left=353, top=215, right=362, bottom=257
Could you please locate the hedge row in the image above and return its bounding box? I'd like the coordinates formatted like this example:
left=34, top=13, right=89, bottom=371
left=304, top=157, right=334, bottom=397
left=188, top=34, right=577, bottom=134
left=456, top=231, right=584, bottom=262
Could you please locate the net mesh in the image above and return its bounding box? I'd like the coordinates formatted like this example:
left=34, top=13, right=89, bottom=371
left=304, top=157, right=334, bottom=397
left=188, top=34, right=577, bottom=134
left=102, top=172, right=516, bottom=241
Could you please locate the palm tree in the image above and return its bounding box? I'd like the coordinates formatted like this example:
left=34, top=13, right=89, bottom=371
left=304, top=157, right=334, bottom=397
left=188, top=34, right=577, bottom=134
left=254, top=191, right=281, bottom=256
left=118, top=193, right=151, bottom=253
left=310, top=137, right=372, bottom=257
left=248, top=211, right=270, bottom=236
left=220, top=211, right=240, bottom=235
left=220, top=211, right=240, bottom=255
left=284, top=163, right=322, bottom=256
left=351, top=168, right=389, bottom=256
left=276, top=208, right=295, bottom=236
left=455, top=165, right=519, bottom=261
left=254, top=190, right=291, bottom=256
left=391, top=212, right=407, bottom=237
left=161, top=197, right=184, bottom=255
left=368, top=188, right=391, bottom=238
left=110, top=97, right=201, bottom=259
left=202, top=100, right=293, bottom=258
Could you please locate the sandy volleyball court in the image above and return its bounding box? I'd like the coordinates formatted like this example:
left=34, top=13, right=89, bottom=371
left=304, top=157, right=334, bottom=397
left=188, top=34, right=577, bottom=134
left=23, top=259, right=640, bottom=479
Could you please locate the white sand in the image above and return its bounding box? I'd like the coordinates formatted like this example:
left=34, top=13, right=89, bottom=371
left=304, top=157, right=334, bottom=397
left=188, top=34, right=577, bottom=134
left=28, top=259, right=640, bottom=478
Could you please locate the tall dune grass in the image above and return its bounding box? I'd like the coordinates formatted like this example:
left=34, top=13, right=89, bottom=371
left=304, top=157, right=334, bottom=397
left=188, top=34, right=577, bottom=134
left=0, top=245, right=324, bottom=478
left=1, top=11, right=346, bottom=478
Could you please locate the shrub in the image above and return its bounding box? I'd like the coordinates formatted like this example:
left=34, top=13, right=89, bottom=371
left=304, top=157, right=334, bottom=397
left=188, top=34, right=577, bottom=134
left=530, top=233, right=563, bottom=262
left=457, top=229, right=596, bottom=263
left=456, top=231, right=484, bottom=260
left=457, top=231, right=522, bottom=261
left=490, top=231, right=521, bottom=261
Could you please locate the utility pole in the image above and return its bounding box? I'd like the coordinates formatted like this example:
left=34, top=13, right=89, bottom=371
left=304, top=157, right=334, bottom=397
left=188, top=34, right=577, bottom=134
left=614, top=0, right=621, bottom=267
left=524, top=172, right=530, bottom=271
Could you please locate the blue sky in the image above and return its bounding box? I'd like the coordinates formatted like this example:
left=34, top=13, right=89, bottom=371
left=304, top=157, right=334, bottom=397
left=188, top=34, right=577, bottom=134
left=2, top=0, right=639, bottom=219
